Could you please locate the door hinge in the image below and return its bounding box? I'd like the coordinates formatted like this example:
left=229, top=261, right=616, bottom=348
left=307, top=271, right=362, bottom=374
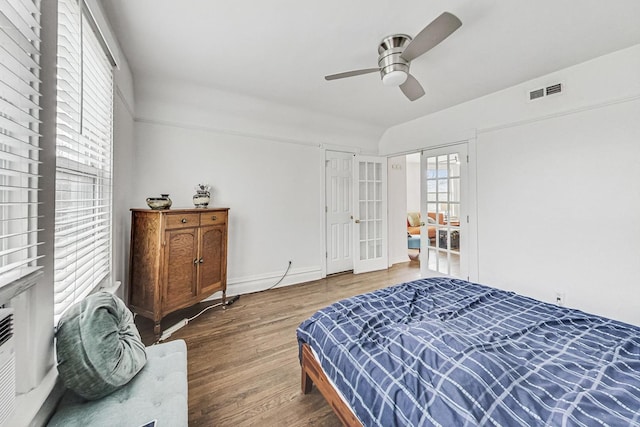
left=467, top=215, right=470, bottom=223
left=325, top=252, right=328, bottom=258
left=466, top=155, right=469, bottom=163
left=325, top=206, right=328, bottom=213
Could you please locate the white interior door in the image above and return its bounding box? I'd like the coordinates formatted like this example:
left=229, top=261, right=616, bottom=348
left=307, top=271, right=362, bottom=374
left=353, top=155, right=388, bottom=274
left=325, top=151, right=354, bottom=275
left=420, top=144, right=468, bottom=279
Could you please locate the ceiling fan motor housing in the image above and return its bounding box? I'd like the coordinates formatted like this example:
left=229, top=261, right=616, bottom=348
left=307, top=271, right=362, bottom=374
left=378, top=34, right=411, bottom=85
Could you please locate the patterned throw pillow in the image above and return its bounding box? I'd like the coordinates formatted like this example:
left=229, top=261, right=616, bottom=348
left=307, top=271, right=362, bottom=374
left=55, top=292, right=147, bottom=400
left=407, top=212, right=421, bottom=227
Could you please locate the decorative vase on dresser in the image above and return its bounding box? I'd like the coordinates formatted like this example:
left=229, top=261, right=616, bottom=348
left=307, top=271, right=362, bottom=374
left=192, top=191, right=210, bottom=208
left=193, top=183, right=211, bottom=208
left=129, top=207, right=229, bottom=339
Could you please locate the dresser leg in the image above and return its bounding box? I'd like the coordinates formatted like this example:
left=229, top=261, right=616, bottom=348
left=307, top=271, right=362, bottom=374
left=222, top=290, right=227, bottom=309
left=154, top=321, right=161, bottom=340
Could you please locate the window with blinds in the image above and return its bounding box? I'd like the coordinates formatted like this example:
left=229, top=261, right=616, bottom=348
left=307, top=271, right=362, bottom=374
left=54, top=0, right=113, bottom=322
left=0, top=0, right=43, bottom=289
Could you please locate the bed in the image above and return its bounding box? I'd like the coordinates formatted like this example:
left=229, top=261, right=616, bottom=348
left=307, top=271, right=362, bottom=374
left=297, top=277, right=640, bottom=426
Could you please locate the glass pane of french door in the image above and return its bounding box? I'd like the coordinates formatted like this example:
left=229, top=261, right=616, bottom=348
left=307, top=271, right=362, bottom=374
left=420, top=146, right=466, bottom=278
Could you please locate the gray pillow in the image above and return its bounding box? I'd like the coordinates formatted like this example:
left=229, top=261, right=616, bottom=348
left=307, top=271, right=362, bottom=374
left=56, top=292, right=147, bottom=400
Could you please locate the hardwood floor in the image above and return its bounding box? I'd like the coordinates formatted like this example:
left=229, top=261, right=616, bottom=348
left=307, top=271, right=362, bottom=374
left=408, top=248, right=460, bottom=278
left=135, top=262, right=421, bottom=426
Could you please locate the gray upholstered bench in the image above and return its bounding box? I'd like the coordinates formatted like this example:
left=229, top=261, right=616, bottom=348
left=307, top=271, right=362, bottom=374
left=48, top=339, right=188, bottom=427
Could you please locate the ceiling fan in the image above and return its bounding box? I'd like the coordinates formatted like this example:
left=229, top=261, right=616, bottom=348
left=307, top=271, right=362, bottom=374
left=325, top=12, right=462, bottom=101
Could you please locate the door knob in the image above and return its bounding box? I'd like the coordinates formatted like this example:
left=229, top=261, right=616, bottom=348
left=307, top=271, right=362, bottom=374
left=420, top=221, right=425, bottom=226
left=355, top=219, right=361, bottom=224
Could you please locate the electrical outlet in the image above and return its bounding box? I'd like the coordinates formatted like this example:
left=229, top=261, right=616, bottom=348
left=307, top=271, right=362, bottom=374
left=555, top=292, right=566, bottom=307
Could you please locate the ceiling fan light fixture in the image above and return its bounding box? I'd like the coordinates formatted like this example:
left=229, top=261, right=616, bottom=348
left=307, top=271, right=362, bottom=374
left=323, top=12, right=461, bottom=101
left=382, top=70, right=408, bottom=87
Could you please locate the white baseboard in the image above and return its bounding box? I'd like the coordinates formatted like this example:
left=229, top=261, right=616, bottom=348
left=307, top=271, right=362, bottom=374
left=202, top=265, right=323, bottom=301
left=389, top=255, right=411, bottom=266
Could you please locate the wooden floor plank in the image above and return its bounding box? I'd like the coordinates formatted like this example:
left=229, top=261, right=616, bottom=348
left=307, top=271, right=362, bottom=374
left=135, top=261, right=421, bottom=426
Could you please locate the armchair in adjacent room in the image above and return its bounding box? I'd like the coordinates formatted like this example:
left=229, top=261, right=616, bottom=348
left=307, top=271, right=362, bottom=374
left=406, top=212, right=444, bottom=240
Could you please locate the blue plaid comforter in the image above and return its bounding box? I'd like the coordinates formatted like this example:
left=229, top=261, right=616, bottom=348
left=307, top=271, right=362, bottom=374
left=296, top=277, right=640, bottom=426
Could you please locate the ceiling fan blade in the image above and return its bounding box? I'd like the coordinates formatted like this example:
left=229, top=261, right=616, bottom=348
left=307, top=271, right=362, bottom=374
left=401, top=12, right=462, bottom=62
left=400, top=74, right=425, bottom=101
left=324, top=68, right=380, bottom=81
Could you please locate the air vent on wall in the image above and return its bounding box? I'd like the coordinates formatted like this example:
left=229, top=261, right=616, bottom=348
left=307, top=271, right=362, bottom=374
left=528, top=82, right=563, bottom=101
left=529, top=88, right=544, bottom=100
left=546, top=83, right=562, bottom=95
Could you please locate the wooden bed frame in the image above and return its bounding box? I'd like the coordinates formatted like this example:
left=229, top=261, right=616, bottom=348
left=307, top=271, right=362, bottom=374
left=300, top=343, right=363, bottom=427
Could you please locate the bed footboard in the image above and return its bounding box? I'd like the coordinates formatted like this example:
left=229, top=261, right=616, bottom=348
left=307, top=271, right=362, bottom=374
left=300, top=343, right=362, bottom=427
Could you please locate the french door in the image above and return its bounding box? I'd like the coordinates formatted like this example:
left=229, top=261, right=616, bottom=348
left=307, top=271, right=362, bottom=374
left=325, top=152, right=387, bottom=275
left=420, top=144, right=468, bottom=278
left=353, top=155, right=387, bottom=274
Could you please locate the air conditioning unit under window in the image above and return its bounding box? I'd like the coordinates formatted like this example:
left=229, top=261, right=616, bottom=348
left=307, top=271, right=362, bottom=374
left=0, top=309, right=15, bottom=426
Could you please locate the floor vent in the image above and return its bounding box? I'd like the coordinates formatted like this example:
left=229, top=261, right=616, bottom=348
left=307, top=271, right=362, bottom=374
left=529, top=82, right=563, bottom=101
left=0, top=309, right=15, bottom=426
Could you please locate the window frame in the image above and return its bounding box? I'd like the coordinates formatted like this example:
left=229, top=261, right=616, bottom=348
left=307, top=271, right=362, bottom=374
left=53, top=0, right=114, bottom=324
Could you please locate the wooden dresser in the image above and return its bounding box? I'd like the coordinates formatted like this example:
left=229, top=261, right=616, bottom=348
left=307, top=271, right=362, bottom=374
left=129, top=207, right=229, bottom=338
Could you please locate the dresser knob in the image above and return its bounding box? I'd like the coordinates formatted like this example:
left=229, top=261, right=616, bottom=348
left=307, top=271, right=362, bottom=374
left=181, top=218, right=187, bottom=223
left=199, top=258, right=204, bottom=263
left=212, top=215, right=217, bottom=220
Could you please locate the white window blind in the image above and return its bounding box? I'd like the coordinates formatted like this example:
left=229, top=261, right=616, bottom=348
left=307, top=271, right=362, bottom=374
left=0, top=0, right=43, bottom=289
left=54, top=0, right=113, bottom=322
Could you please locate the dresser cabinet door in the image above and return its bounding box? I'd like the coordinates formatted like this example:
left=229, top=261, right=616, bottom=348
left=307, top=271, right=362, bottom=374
left=198, top=225, right=226, bottom=295
left=162, top=227, right=199, bottom=312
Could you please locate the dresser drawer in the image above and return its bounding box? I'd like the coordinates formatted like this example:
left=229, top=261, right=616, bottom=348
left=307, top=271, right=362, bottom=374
left=200, top=211, right=227, bottom=226
left=165, top=213, right=200, bottom=229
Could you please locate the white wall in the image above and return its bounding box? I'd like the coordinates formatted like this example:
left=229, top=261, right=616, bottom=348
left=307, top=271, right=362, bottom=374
left=130, top=79, right=381, bottom=294
left=135, top=77, right=383, bottom=153
left=405, top=155, right=421, bottom=213
left=380, top=44, right=640, bottom=155
left=387, top=156, right=408, bottom=265
left=477, top=99, right=640, bottom=325
left=132, top=122, right=323, bottom=291
left=380, top=43, right=640, bottom=326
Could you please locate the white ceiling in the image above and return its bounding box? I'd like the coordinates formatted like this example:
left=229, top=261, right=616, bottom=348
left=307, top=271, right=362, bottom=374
left=99, top=0, right=640, bottom=129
